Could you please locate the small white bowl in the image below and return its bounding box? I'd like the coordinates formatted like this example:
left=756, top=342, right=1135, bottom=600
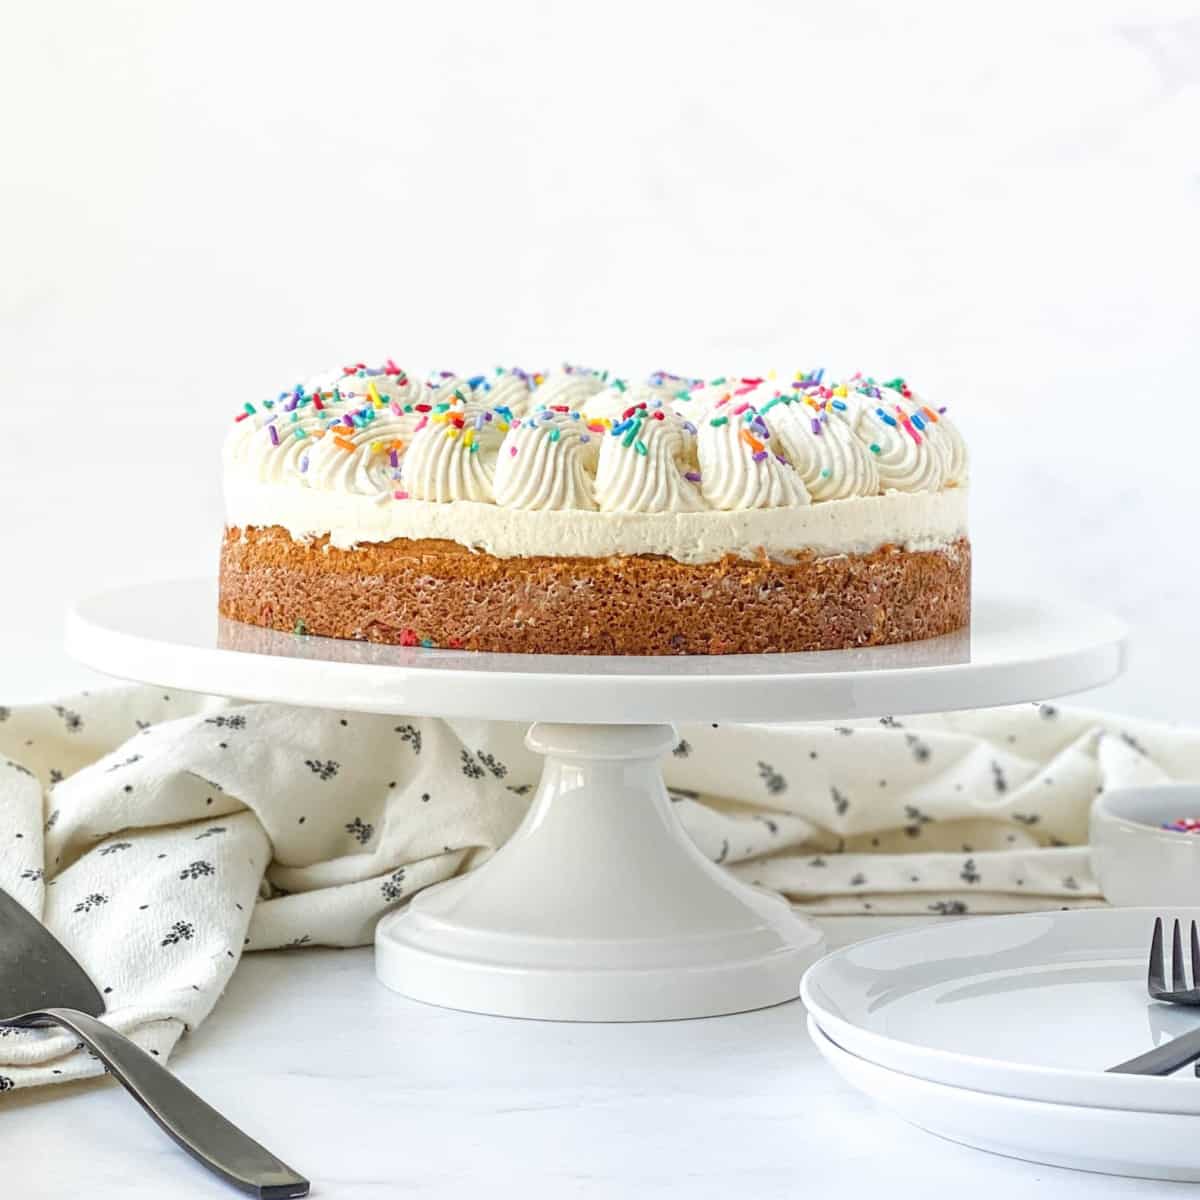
left=1091, top=785, right=1200, bottom=907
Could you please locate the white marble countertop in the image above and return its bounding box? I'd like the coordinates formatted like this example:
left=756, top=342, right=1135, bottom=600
left=0, top=918, right=1191, bottom=1200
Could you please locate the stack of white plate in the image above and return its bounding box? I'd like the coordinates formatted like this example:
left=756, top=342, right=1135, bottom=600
left=801, top=907, right=1200, bottom=1181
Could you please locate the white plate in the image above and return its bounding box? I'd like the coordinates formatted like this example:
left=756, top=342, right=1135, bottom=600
left=801, top=907, right=1200, bottom=1114
left=809, top=1017, right=1200, bottom=1181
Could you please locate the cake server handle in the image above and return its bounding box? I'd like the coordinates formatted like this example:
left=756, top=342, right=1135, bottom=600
left=4, top=1007, right=309, bottom=1198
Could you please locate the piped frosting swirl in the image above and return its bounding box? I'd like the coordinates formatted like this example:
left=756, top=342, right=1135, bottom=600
left=696, top=405, right=810, bottom=511
left=401, top=391, right=505, bottom=503
left=594, top=404, right=703, bottom=513
left=224, top=363, right=967, bottom=524
left=493, top=407, right=598, bottom=510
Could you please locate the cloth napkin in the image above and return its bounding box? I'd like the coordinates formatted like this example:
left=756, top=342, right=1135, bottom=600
left=1, top=686, right=1197, bottom=1091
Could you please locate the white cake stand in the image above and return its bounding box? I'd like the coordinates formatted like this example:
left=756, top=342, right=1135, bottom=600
left=67, top=580, right=1125, bottom=1022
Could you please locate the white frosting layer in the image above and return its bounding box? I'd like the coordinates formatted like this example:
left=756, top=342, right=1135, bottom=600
left=223, top=364, right=968, bottom=564
left=224, top=480, right=967, bottom=564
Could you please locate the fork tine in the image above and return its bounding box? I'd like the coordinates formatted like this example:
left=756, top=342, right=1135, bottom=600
left=1192, top=921, right=1200, bottom=990
left=1173, top=919, right=1188, bottom=992
left=1149, top=917, right=1166, bottom=995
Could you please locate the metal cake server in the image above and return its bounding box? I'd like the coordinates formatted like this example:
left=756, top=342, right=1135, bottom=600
left=0, top=886, right=308, bottom=1198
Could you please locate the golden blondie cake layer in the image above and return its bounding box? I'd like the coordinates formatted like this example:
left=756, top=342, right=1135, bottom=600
left=219, top=525, right=971, bottom=655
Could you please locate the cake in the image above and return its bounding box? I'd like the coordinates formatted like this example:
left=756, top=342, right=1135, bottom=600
left=219, top=363, right=969, bottom=655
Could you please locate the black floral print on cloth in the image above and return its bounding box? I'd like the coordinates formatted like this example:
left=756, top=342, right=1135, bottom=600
left=178, top=861, right=215, bottom=881
left=51, top=706, right=82, bottom=733
left=205, top=715, right=247, bottom=730
left=904, top=734, right=931, bottom=763
left=381, top=868, right=407, bottom=902
left=161, top=921, right=195, bottom=947
left=394, top=723, right=422, bottom=754
left=459, top=748, right=509, bottom=780
left=475, top=751, right=507, bottom=779
left=104, top=754, right=142, bottom=773
left=345, top=818, right=374, bottom=845
left=757, top=761, right=786, bottom=795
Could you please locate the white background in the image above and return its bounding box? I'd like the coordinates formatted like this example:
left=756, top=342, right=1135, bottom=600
left=2, top=0, right=1198, bottom=716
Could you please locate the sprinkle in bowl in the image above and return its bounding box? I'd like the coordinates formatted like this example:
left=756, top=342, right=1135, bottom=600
left=1091, top=785, right=1200, bottom=907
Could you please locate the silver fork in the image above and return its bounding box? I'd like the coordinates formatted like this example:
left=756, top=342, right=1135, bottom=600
left=1148, top=916, right=1200, bottom=1004
left=1108, top=916, right=1200, bottom=1075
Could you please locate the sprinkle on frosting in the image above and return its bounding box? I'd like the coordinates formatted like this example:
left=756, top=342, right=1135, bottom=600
left=224, top=361, right=967, bottom=517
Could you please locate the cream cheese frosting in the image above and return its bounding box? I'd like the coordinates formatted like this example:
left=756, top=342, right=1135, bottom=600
left=471, top=368, right=537, bottom=416
left=402, top=391, right=505, bottom=504
left=224, top=482, right=967, bottom=564
left=594, top=408, right=703, bottom=514
left=223, top=363, right=968, bottom=564
left=493, top=408, right=598, bottom=511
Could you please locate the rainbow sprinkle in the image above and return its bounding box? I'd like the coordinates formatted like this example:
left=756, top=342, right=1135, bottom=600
left=1163, top=818, right=1200, bottom=833
left=230, top=362, right=952, bottom=512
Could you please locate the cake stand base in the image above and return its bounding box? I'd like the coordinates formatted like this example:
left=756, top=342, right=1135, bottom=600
left=374, top=722, right=824, bottom=1021
left=68, top=582, right=1128, bottom=1023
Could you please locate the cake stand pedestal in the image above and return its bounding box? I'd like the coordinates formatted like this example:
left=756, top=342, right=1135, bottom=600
left=377, top=721, right=818, bottom=1020
left=67, top=581, right=1125, bottom=1021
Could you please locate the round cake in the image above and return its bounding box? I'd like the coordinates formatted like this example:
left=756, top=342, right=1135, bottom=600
left=220, top=363, right=970, bottom=654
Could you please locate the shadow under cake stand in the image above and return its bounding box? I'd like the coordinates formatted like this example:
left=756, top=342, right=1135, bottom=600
left=67, top=581, right=1125, bottom=1022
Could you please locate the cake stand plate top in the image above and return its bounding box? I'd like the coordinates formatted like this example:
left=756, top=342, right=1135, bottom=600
left=66, top=580, right=1125, bottom=724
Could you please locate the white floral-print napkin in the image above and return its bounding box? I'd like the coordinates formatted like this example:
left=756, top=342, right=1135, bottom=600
left=0, top=686, right=1196, bottom=1090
